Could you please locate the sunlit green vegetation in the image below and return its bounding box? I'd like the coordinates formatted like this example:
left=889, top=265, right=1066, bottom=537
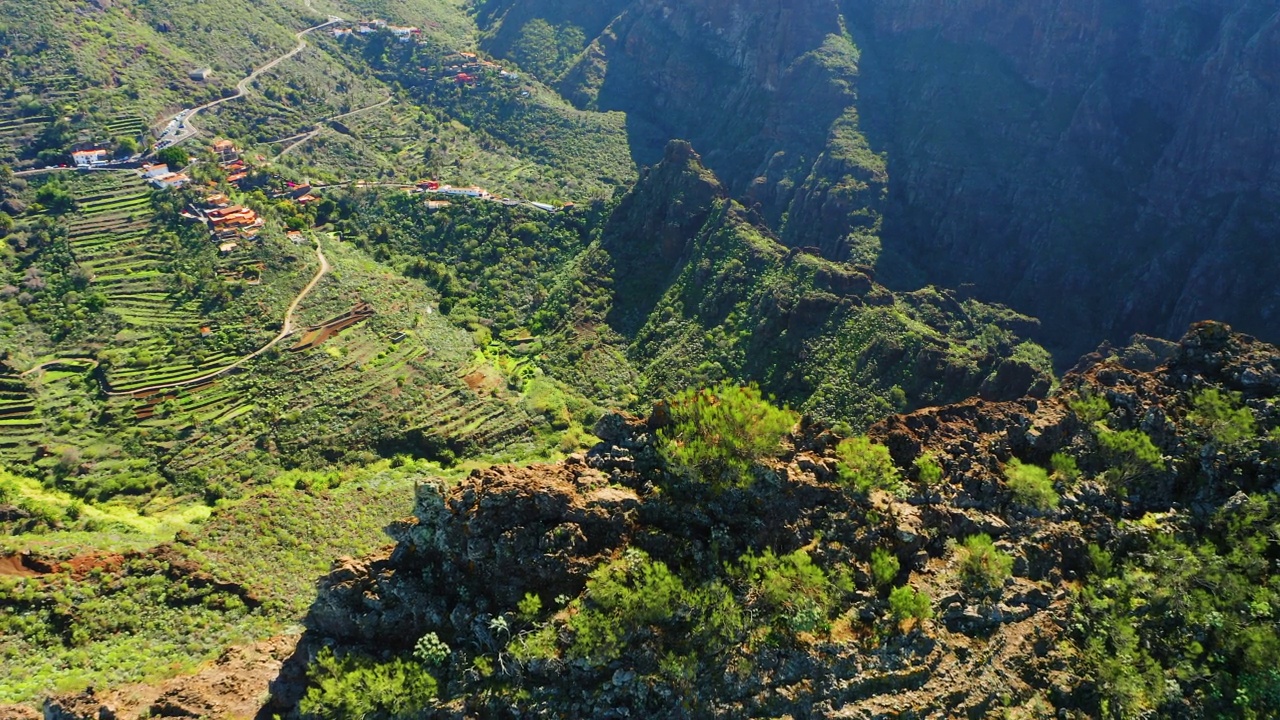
left=1096, top=428, right=1164, bottom=489
left=888, top=585, right=932, bottom=624
left=1188, top=388, right=1257, bottom=446
left=657, top=383, right=797, bottom=490
left=0, top=471, right=413, bottom=703
left=870, top=547, right=900, bottom=589
left=958, top=534, right=1012, bottom=597
left=835, top=436, right=901, bottom=495
left=1078, top=497, right=1280, bottom=718
left=300, top=648, right=439, bottom=719
left=1004, top=458, right=1058, bottom=511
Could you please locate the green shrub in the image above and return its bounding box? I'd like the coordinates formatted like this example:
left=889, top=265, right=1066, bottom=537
left=1188, top=388, right=1256, bottom=446
left=1070, top=392, right=1111, bottom=423
left=567, top=550, right=743, bottom=666
left=870, top=547, right=900, bottom=589
left=835, top=437, right=901, bottom=495
left=913, top=453, right=943, bottom=492
left=888, top=585, right=933, bottom=623
left=1097, top=429, right=1163, bottom=488
left=300, top=648, right=437, bottom=719
left=1005, top=458, right=1058, bottom=511
left=959, top=534, right=1013, bottom=596
left=1050, top=452, right=1081, bottom=483
left=658, top=383, right=797, bottom=490
left=412, top=632, right=450, bottom=667
left=733, top=549, right=849, bottom=634
left=34, top=184, right=76, bottom=214
left=1085, top=543, right=1113, bottom=578
left=156, top=146, right=189, bottom=172
left=516, top=592, right=543, bottom=622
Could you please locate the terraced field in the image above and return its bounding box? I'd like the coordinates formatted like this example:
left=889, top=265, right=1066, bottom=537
left=139, top=306, right=538, bottom=481
left=102, top=113, right=145, bottom=141
left=0, top=374, right=40, bottom=465
left=0, top=112, right=53, bottom=161
left=59, top=173, right=224, bottom=392
left=124, top=236, right=544, bottom=481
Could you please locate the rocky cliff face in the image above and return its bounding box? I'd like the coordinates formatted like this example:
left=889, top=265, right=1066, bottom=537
left=478, top=0, right=1280, bottom=360
left=276, top=321, right=1280, bottom=718
left=545, top=140, right=1053, bottom=429
left=857, top=0, right=1280, bottom=357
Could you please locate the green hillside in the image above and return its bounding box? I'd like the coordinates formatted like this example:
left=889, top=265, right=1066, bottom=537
left=0, top=0, right=1100, bottom=714
left=0, top=0, right=632, bottom=200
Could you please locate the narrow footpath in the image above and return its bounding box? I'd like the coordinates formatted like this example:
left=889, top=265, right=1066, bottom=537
left=101, top=237, right=331, bottom=397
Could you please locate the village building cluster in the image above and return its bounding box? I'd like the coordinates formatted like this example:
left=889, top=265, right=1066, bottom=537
left=328, top=18, right=520, bottom=88
left=183, top=191, right=266, bottom=254
left=214, top=140, right=251, bottom=187
left=441, top=52, right=510, bottom=86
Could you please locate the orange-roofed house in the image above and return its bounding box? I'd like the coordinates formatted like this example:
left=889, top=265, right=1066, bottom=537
left=72, top=149, right=109, bottom=168
left=153, top=173, right=191, bottom=189
left=212, top=140, right=238, bottom=162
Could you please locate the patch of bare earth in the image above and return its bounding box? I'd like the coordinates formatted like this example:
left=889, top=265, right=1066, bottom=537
left=43, top=635, right=300, bottom=720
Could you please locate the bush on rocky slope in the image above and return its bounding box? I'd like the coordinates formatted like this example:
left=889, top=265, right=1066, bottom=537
left=271, top=322, right=1278, bottom=719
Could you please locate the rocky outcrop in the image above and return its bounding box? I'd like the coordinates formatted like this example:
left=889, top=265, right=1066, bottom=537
left=279, top=321, right=1278, bottom=718
left=41, top=637, right=297, bottom=720
left=308, top=463, right=641, bottom=647
left=0, top=705, right=39, bottom=720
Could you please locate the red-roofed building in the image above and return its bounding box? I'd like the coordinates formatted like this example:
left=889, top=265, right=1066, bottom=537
left=212, top=139, right=238, bottom=162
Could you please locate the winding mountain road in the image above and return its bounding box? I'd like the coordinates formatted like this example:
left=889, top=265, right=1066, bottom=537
left=277, top=96, right=393, bottom=157
left=101, top=237, right=331, bottom=397
left=154, top=17, right=343, bottom=150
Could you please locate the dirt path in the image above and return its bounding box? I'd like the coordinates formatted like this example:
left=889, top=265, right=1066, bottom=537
left=154, top=18, right=342, bottom=149
left=103, top=238, right=330, bottom=397
left=277, top=96, right=393, bottom=158
left=19, top=357, right=100, bottom=379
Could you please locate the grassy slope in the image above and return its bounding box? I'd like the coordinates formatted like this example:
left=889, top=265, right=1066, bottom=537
left=0, top=464, right=416, bottom=704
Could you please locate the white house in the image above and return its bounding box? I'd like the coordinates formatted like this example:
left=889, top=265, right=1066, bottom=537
left=151, top=172, right=190, bottom=189
left=71, top=149, right=109, bottom=168
left=437, top=185, right=490, bottom=199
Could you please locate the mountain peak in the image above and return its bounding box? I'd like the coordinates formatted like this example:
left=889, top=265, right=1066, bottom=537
left=662, top=138, right=700, bottom=165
